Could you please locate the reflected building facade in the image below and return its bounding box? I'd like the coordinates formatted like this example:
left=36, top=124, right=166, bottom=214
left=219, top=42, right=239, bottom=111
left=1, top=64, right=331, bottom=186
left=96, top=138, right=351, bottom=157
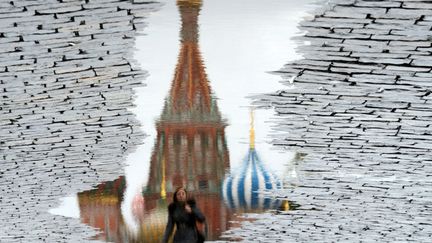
left=78, top=177, right=128, bottom=242
left=76, top=1, right=290, bottom=242
left=78, top=0, right=231, bottom=241
left=141, top=0, right=230, bottom=240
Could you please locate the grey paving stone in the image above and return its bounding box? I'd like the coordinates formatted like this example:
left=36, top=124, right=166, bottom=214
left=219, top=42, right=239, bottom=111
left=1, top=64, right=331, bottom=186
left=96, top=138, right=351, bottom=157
left=387, top=8, right=432, bottom=19
left=3, top=0, right=432, bottom=242
left=355, top=0, right=401, bottom=8
left=0, top=0, right=161, bottom=242
left=230, top=0, right=432, bottom=242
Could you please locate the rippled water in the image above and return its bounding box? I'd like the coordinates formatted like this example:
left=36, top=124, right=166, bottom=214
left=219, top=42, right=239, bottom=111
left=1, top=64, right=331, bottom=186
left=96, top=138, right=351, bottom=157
left=50, top=0, right=318, bottom=241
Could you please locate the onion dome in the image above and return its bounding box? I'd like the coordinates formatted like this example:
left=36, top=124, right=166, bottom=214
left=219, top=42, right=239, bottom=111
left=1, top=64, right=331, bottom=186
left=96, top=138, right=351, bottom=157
left=222, top=110, right=281, bottom=212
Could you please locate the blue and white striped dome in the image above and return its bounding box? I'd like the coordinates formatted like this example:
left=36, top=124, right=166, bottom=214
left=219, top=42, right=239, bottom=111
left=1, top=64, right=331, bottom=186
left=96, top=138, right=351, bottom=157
left=222, top=148, right=281, bottom=211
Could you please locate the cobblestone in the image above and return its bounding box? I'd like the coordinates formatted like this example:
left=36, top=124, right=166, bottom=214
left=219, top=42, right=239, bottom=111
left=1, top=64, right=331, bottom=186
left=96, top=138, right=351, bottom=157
left=227, top=0, right=432, bottom=242
left=0, top=0, right=160, bottom=242
left=3, top=0, right=432, bottom=242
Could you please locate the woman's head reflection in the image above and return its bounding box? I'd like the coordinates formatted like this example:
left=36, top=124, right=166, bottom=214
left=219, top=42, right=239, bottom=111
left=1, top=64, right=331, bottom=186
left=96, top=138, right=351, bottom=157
left=173, top=186, right=187, bottom=203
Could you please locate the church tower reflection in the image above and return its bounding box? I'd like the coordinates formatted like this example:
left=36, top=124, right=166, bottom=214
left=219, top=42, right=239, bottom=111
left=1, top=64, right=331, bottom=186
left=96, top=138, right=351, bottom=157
left=147, top=0, right=228, bottom=196
left=77, top=0, right=231, bottom=241
left=142, top=0, right=230, bottom=240
left=76, top=0, right=292, bottom=242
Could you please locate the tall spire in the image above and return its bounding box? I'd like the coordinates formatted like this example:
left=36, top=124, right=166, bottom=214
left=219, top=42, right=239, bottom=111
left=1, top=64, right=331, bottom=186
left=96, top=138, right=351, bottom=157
left=249, top=108, right=255, bottom=149
left=159, top=0, right=221, bottom=123
left=177, top=0, right=202, bottom=44
left=144, top=2, right=231, bottom=240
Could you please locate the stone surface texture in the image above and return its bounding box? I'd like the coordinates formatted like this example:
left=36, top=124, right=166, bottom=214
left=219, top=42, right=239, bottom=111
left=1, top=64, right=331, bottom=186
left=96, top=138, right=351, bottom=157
left=0, top=0, right=160, bottom=242
left=221, top=0, right=432, bottom=242
left=2, top=0, right=432, bottom=242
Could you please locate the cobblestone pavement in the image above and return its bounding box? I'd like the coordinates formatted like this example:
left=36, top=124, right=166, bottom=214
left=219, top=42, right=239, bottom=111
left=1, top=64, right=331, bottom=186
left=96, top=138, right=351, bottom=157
left=2, top=0, right=432, bottom=242
left=222, top=0, right=432, bottom=242
left=0, top=0, right=160, bottom=242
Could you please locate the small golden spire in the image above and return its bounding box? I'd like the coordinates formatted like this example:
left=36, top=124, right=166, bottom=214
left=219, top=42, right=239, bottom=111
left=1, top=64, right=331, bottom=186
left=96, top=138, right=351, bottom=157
left=160, top=157, right=166, bottom=199
left=280, top=200, right=290, bottom=211
left=250, top=108, right=255, bottom=149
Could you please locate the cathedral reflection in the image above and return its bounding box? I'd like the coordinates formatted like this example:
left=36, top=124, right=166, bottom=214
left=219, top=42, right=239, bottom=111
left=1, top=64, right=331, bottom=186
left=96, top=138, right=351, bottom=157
left=141, top=0, right=230, bottom=241
left=76, top=0, right=289, bottom=242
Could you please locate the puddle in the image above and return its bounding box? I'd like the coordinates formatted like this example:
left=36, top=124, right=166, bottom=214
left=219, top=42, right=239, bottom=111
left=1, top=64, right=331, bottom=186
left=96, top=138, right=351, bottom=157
left=50, top=0, right=319, bottom=241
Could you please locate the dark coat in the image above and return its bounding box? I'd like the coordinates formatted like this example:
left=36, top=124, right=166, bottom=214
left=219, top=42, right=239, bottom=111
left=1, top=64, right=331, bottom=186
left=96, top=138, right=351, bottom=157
left=162, top=199, right=206, bottom=243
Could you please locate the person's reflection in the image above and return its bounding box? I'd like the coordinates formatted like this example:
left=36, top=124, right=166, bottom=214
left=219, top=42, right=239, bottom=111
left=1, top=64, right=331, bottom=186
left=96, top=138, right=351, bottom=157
left=162, top=187, right=206, bottom=243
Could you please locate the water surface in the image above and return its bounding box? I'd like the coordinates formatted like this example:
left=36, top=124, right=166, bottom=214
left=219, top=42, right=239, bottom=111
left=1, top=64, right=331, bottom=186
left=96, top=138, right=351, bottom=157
left=50, top=0, right=318, bottom=241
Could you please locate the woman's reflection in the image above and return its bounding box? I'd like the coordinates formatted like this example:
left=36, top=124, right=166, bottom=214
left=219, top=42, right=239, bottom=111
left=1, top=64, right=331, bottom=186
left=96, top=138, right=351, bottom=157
left=162, top=187, right=206, bottom=243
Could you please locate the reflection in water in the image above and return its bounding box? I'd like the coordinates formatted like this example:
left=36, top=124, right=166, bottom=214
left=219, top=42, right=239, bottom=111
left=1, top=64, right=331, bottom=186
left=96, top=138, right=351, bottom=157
left=223, top=110, right=281, bottom=213
left=78, top=177, right=127, bottom=242
left=76, top=0, right=291, bottom=242
left=141, top=0, right=229, bottom=241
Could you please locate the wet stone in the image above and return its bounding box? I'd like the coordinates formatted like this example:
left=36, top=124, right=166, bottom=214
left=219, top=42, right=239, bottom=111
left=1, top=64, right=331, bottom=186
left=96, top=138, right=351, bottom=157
left=0, top=0, right=161, bottom=242
left=231, top=0, right=432, bottom=242
left=2, top=0, right=432, bottom=242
